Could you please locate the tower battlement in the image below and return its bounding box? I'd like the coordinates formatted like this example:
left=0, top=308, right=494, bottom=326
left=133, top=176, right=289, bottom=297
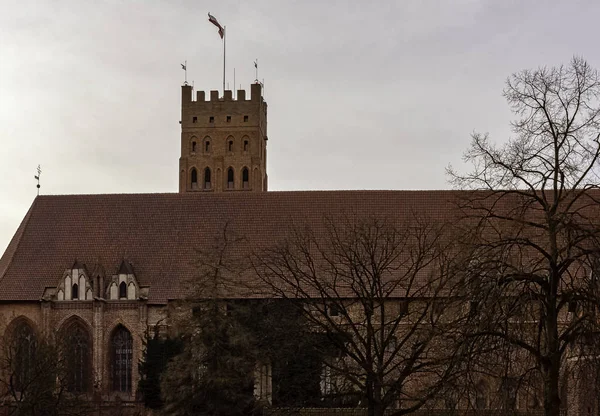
left=178, top=82, right=269, bottom=194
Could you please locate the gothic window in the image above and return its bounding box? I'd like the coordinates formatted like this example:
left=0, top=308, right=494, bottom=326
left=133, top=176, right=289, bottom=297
left=63, top=323, right=91, bottom=393
left=11, top=321, right=36, bottom=391
left=191, top=168, right=198, bottom=189
left=228, top=140, right=233, bottom=152
left=226, top=115, right=231, bottom=123
left=243, top=140, right=249, bottom=152
left=119, top=281, right=127, bottom=299
left=242, top=167, right=249, bottom=189
left=227, top=168, right=234, bottom=189
left=192, top=141, right=197, bottom=153
left=204, top=168, right=212, bottom=190
left=244, top=115, right=248, bottom=122
left=111, top=326, right=133, bottom=393
left=205, top=140, right=211, bottom=153
left=72, top=283, right=79, bottom=300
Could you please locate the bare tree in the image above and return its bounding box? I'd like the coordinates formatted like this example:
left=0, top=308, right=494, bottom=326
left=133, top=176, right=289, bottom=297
left=448, top=56, right=600, bottom=416
left=253, top=216, right=467, bottom=416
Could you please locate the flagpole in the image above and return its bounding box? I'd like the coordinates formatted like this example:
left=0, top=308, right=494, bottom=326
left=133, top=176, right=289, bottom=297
left=223, top=26, right=226, bottom=95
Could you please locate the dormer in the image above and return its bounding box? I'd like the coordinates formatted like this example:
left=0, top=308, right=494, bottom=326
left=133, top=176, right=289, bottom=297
left=56, top=260, right=94, bottom=301
left=106, top=260, right=139, bottom=300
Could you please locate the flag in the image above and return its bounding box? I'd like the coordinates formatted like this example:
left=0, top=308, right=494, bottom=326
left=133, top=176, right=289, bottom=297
left=208, top=13, right=224, bottom=39
left=181, top=63, right=186, bottom=70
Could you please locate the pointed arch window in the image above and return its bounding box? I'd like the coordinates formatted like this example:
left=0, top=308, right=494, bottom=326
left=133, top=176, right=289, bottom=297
left=111, top=326, right=133, bottom=392
left=119, top=282, right=127, bottom=299
left=12, top=321, right=37, bottom=391
left=191, top=168, right=198, bottom=189
left=204, top=168, right=212, bottom=190
left=243, top=140, right=249, bottom=152
left=242, top=167, right=249, bottom=189
left=228, top=140, right=233, bottom=152
left=227, top=168, right=234, bottom=189
left=205, top=139, right=211, bottom=153
left=63, top=323, right=91, bottom=393
left=72, top=283, right=79, bottom=300
left=191, top=141, right=197, bottom=153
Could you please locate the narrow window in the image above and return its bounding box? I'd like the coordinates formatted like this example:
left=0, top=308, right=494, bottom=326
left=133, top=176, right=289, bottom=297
left=12, top=322, right=36, bottom=391
left=192, top=141, right=197, bottom=152
left=227, top=168, right=234, bottom=189
left=63, top=324, right=91, bottom=392
left=192, top=116, right=197, bottom=123
left=204, top=168, right=211, bottom=190
left=244, top=140, right=249, bottom=152
left=205, top=140, right=211, bottom=153
left=209, top=116, right=214, bottom=123
left=228, top=140, right=233, bottom=152
left=111, top=326, right=133, bottom=392
left=242, top=167, right=249, bottom=189
left=72, top=283, right=79, bottom=300
left=191, top=168, right=198, bottom=189
left=244, top=115, right=248, bottom=122
left=119, top=282, right=127, bottom=299
left=226, top=115, right=231, bottom=123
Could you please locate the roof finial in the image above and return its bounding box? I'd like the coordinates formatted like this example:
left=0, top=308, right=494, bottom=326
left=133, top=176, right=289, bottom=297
left=34, top=165, right=41, bottom=196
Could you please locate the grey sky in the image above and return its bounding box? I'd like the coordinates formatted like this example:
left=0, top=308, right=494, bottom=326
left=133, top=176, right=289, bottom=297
left=1, top=0, right=599, bottom=253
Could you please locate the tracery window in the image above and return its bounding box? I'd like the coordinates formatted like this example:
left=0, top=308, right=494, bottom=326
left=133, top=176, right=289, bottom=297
left=111, top=326, right=133, bottom=392
left=12, top=321, right=37, bottom=391
left=63, top=323, right=91, bottom=393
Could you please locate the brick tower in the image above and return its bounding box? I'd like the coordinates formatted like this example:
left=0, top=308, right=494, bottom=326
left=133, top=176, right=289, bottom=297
left=179, top=83, right=268, bottom=193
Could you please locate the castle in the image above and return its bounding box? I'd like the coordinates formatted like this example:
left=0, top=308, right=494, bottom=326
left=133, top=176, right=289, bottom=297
left=0, top=82, right=596, bottom=415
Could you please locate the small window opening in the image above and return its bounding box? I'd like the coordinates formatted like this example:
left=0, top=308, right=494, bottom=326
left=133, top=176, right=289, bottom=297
left=119, top=282, right=127, bottom=299
left=242, top=167, right=249, bottom=189
left=209, top=116, right=214, bottom=123
left=191, top=168, right=198, bottom=189
left=327, top=303, right=341, bottom=317
left=204, top=168, right=211, bottom=190
left=244, top=140, right=249, bottom=152
left=228, top=141, right=233, bottom=152
left=205, top=140, right=211, bottom=153
left=399, top=300, right=409, bottom=317
left=243, top=115, right=248, bottom=122
left=192, top=141, right=196, bottom=152
left=72, top=283, right=79, bottom=300
left=192, top=116, right=197, bottom=123
left=227, top=168, right=234, bottom=189
left=226, top=115, right=231, bottom=123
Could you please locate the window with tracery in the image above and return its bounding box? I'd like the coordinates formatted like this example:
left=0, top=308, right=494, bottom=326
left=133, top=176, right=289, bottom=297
left=12, top=322, right=37, bottom=391
left=111, top=326, right=133, bottom=392
left=63, top=324, right=91, bottom=393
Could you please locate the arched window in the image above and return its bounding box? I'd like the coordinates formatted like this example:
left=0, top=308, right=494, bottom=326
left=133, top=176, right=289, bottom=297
left=192, top=141, right=197, bottom=153
left=72, top=283, right=79, bottom=300
left=191, top=168, right=198, bottom=189
left=62, top=323, right=91, bottom=393
left=119, top=282, right=127, bottom=299
left=243, top=140, right=249, bottom=152
left=11, top=321, right=36, bottom=391
left=205, top=140, right=211, bottom=153
left=227, top=168, right=234, bottom=189
left=111, top=326, right=133, bottom=392
left=228, top=140, right=233, bottom=152
left=242, top=167, right=249, bottom=189
left=204, top=168, right=211, bottom=190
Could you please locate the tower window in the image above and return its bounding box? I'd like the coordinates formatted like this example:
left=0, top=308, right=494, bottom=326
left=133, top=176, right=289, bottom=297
left=227, top=168, right=234, bottom=189
left=226, top=116, right=231, bottom=123
left=242, top=167, right=249, bottom=189
left=244, top=140, right=249, bottom=152
left=228, top=140, right=233, bottom=152
left=205, top=140, right=211, bottom=153
left=209, top=116, right=214, bottom=123
left=72, top=283, right=79, bottom=300
left=192, top=141, right=196, bottom=153
left=192, top=116, right=197, bottom=123
left=244, top=115, right=248, bottom=122
left=119, top=282, right=127, bottom=299
left=204, top=168, right=211, bottom=190
left=191, top=168, right=198, bottom=189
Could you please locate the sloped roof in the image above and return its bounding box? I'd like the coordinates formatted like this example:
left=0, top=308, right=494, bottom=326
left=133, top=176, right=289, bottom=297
left=0, top=191, right=468, bottom=304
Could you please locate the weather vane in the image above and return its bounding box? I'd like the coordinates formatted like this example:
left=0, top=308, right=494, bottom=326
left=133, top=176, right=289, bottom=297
left=34, top=165, right=41, bottom=196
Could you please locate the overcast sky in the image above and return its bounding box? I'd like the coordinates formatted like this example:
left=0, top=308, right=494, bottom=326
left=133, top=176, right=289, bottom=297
left=1, top=0, right=599, bottom=253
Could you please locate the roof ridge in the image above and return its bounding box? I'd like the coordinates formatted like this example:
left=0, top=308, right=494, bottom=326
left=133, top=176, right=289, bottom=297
left=0, top=197, right=38, bottom=284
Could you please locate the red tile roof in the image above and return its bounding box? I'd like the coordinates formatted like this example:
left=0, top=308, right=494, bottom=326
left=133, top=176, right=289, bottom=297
left=0, top=191, right=466, bottom=304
